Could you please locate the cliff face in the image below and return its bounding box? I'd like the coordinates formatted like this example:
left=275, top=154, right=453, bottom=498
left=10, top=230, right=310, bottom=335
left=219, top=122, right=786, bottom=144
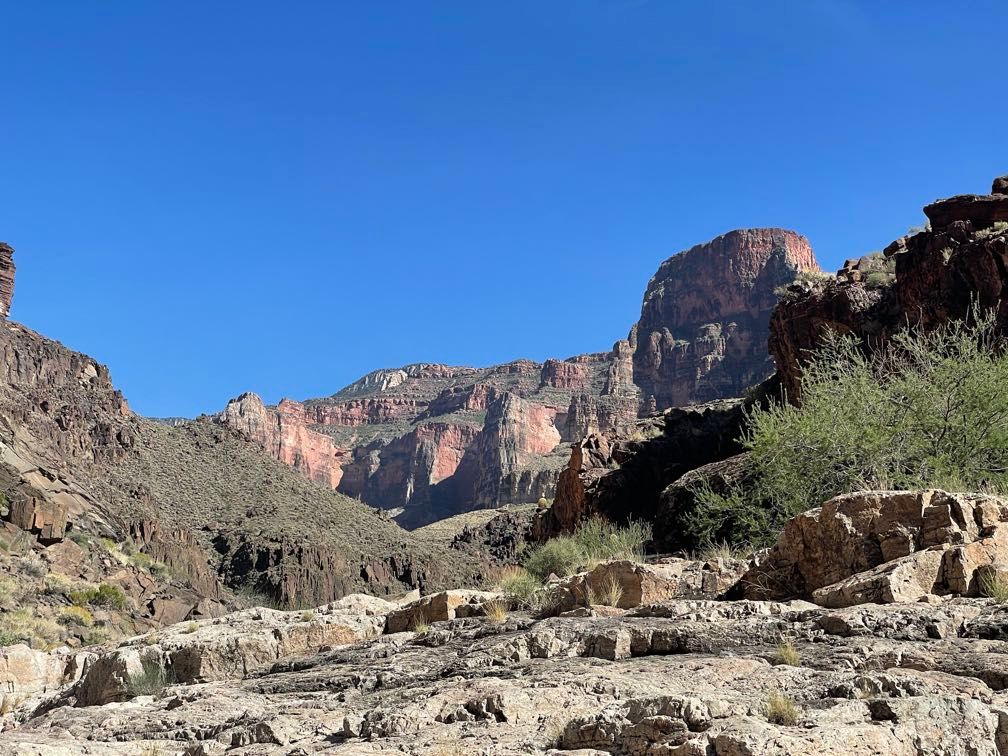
left=631, top=228, right=819, bottom=408
left=771, top=175, right=1008, bottom=401
left=217, top=228, right=817, bottom=526
left=0, top=242, right=14, bottom=318
left=541, top=175, right=1008, bottom=549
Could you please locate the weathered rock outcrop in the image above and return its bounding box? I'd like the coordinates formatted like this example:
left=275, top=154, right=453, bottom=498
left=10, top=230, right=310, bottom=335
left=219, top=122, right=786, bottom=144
left=738, top=490, right=1008, bottom=607
left=537, top=396, right=757, bottom=547
left=631, top=228, right=819, bottom=408
left=10, top=563, right=1008, bottom=753
left=772, top=175, right=1008, bottom=401
left=0, top=243, right=14, bottom=318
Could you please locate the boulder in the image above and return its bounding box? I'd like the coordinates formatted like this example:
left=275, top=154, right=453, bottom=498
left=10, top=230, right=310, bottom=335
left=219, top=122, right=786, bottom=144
left=549, top=558, right=748, bottom=612
left=924, top=193, right=1008, bottom=229
left=0, top=645, right=81, bottom=700
left=384, top=590, right=500, bottom=633
left=738, top=490, right=1008, bottom=606
left=993, top=175, right=1008, bottom=195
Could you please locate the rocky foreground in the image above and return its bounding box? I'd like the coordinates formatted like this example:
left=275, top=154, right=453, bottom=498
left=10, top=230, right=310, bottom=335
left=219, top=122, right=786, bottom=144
left=4, top=490, right=1008, bottom=755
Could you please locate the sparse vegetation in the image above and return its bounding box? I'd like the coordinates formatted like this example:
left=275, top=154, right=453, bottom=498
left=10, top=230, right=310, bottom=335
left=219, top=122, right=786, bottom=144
left=979, top=570, right=1008, bottom=603
left=523, top=518, right=652, bottom=581
left=596, top=575, right=624, bottom=608
left=409, top=611, right=430, bottom=635
left=764, top=692, right=800, bottom=726
left=688, top=311, right=1008, bottom=546
left=975, top=221, right=1008, bottom=239
left=70, top=583, right=128, bottom=610
left=496, top=566, right=547, bottom=611
left=58, top=605, right=95, bottom=628
left=0, top=609, right=61, bottom=649
left=482, top=598, right=508, bottom=624
left=182, top=622, right=199, bottom=634
left=774, top=639, right=800, bottom=666
left=127, top=658, right=173, bottom=698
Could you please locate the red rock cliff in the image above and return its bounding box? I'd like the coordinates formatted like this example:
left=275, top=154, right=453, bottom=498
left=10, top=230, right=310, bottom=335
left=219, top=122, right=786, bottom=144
left=631, top=228, right=819, bottom=408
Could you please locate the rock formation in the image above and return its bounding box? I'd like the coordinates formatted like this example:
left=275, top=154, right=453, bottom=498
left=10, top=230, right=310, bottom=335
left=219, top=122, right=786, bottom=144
left=630, top=228, right=819, bottom=407
left=218, top=229, right=816, bottom=525
left=771, top=175, right=1008, bottom=401
left=0, top=242, right=14, bottom=318
left=7, top=490, right=1008, bottom=753
left=546, top=176, right=1008, bottom=547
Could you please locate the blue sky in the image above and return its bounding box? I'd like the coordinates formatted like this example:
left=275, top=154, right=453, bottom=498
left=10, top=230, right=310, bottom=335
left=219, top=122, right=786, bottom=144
left=1, top=2, right=1005, bottom=417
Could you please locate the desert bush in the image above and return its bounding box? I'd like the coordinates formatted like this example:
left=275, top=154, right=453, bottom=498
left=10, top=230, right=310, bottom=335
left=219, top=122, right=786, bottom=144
left=127, top=658, right=173, bottom=698
left=524, top=537, right=587, bottom=581
left=82, top=627, right=111, bottom=646
left=43, top=572, right=76, bottom=596
left=688, top=311, right=1008, bottom=546
left=66, top=529, right=91, bottom=549
left=0, top=577, right=19, bottom=609
left=0, top=609, right=61, bottom=649
left=17, top=555, right=48, bottom=579
left=58, top=606, right=95, bottom=628
left=764, top=692, right=800, bottom=726
left=71, top=583, right=128, bottom=610
left=523, top=518, right=652, bottom=581
left=129, top=552, right=153, bottom=570
left=497, top=566, right=546, bottom=610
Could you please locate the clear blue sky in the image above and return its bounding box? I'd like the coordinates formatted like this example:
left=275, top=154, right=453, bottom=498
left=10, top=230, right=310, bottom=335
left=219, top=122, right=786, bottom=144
left=2, top=2, right=1005, bottom=417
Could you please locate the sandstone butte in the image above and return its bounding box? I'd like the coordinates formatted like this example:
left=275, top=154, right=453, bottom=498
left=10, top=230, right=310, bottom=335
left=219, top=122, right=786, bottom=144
left=217, top=227, right=819, bottom=526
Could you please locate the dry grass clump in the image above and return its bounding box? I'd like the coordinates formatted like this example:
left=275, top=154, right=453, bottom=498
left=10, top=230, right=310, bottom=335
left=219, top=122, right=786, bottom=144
left=496, top=566, right=547, bottom=611
left=482, top=598, right=508, bottom=624
left=0, top=609, right=61, bottom=650
left=58, top=605, right=95, bottom=628
left=774, top=639, right=800, bottom=666
left=764, top=692, right=800, bottom=725
left=596, top=576, right=620, bottom=608
left=979, top=570, right=1008, bottom=603
left=409, top=610, right=430, bottom=635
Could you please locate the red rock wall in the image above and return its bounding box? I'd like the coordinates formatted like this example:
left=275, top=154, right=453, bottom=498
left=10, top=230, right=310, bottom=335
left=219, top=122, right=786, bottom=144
left=631, top=228, right=819, bottom=408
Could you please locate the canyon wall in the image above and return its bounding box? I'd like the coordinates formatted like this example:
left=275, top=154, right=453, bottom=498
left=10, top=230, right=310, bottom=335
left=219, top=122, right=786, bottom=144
left=218, top=228, right=818, bottom=525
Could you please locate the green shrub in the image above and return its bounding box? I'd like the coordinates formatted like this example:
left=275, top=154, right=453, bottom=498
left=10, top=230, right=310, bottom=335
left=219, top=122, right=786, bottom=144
left=687, top=311, right=1008, bottom=546
left=127, top=658, right=173, bottom=698
left=523, top=518, right=652, bottom=581
left=91, top=584, right=127, bottom=610
left=72, top=583, right=127, bottom=610
left=979, top=570, right=1008, bottom=603
left=496, top=567, right=546, bottom=610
